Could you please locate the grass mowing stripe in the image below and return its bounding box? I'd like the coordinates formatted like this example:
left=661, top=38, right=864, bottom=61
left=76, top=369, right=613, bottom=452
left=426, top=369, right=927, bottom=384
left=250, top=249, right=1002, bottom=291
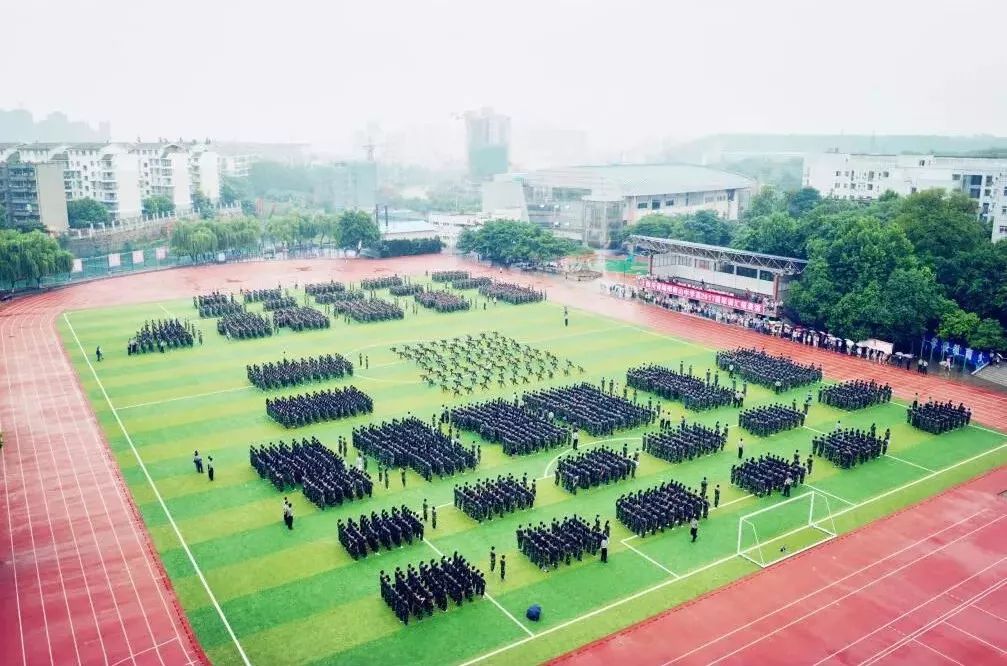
left=63, top=312, right=253, bottom=666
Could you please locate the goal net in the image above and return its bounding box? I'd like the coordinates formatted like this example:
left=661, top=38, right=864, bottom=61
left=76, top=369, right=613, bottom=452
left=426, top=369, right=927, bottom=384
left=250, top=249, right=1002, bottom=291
left=736, top=490, right=838, bottom=568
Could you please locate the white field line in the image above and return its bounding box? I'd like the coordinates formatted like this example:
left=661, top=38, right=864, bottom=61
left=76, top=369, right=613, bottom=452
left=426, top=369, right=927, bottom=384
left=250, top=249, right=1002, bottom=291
left=64, top=313, right=253, bottom=666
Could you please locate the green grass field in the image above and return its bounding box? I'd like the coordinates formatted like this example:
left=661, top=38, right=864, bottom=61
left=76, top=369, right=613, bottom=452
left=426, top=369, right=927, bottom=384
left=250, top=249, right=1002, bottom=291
left=57, top=279, right=1007, bottom=666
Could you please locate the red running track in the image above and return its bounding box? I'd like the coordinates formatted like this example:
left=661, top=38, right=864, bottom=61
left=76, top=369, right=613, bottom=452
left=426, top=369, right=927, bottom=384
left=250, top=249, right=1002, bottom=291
left=551, top=467, right=1007, bottom=666
left=1, top=255, right=1005, bottom=665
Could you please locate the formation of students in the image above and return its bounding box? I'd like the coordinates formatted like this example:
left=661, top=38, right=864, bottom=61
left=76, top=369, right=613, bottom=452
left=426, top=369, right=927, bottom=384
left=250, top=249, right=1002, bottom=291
left=247, top=353, right=353, bottom=390
left=907, top=398, right=971, bottom=434
left=415, top=290, right=470, bottom=312
left=261, top=296, right=297, bottom=311
left=453, top=474, right=536, bottom=521
left=352, top=416, right=477, bottom=481
left=478, top=281, right=545, bottom=305
left=448, top=399, right=568, bottom=455
left=314, top=290, right=364, bottom=305
left=451, top=277, right=492, bottom=290
left=243, top=288, right=283, bottom=303
left=272, top=306, right=330, bottom=331
left=304, top=280, right=346, bottom=296
left=616, top=480, right=708, bottom=536
left=127, top=318, right=194, bottom=354
left=217, top=311, right=273, bottom=339
left=731, top=454, right=806, bottom=496
left=338, top=505, right=424, bottom=558
left=626, top=364, right=734, bottom=410
left=517, top=516, right=606, bottom=570
left=642, top=421, right=727, bottom=463
left=333, top=297, right=404, bottom=322
left=389, top=283, right=424, bottom=296
left=197, top=300, right=244, bottom=318
left=813, top=426, right=889, bottom=468
left=738, top=403, right=805, bottom=436
left=819, top=379, right=893, bottom=410
left=524, top=383, right=656, bottom=436
left=715, top=347, right=822, bottom=391
left=361, top=275, right=403, bottom=290
left=379, top=554, right=486, bottom=624
left=555, top=446, right=636, bottom=493
left=249, top=437, right=372, bottom=507
left=431, top=270, right=469, bottom=282
left=394, top=332, right=581, bottom=394
left=265, top=386, right=374, bottom=427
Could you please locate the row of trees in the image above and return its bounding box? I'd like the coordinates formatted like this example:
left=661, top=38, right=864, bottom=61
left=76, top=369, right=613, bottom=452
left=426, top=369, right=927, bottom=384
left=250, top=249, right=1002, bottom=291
left=0, top=230, right=74, bottom=290
left=457, top=220, right=581, bottom=265
left=168, top=210, right=385, bottom=261
left=620, top=187, right=1006, bottom=351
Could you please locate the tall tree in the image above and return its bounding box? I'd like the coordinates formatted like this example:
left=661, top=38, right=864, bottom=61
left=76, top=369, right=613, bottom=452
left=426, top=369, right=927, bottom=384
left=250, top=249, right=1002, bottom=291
left=66, top=198, right=109, bottom=229
left=142, top=195, right=175, bottom=217
left=457, top=219, right=578, bottom=265
left=0, top=229, right=74, bottom=290
left=337, top=211, right=381, bottom=251
left=894, top=190, right=983, bottom=267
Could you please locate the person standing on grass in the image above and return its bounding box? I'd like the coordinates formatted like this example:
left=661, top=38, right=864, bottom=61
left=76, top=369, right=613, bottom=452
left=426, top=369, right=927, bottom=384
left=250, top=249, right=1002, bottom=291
left=714, top=484, right=721, bottom=508
left=500, top=554, right=506, bottom=581
left=600, top=536, right=609, bottom=563
left=431, top=505, right=437, bottom=529
left=423, top=498, right=429, bottom=522
left=193, top=450, right=203, bottom=473
left=690, top=517, right=699, bottom=543
left=401, top=468, right=406, bottom=488
left=489, top=546, right=496, bottom=572
left=738, top=438, right=744, bottom=460
left=96, top=346, right=103, bottom=362
left=283, top=499, right=294, bottom=530
left=207, top=456, right=214, bottom=482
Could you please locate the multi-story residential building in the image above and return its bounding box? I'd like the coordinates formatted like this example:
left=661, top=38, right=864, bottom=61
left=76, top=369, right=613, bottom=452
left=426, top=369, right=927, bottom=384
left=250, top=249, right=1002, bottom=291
left=189, top=145, right=221, bottom=202
left=482, top=163, right=755, bottom=247
left=0, top=159, right=69, bottom=232
left=0, top=140, right=225, bottom=226
left=219, top=153, right=255, bottom=179
left=804, top=152, right=1007, bottom=242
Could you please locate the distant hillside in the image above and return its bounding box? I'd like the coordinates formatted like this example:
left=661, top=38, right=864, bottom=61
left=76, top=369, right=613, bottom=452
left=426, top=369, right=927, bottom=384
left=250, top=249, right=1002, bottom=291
left=664, top=133, right=1007, bottom=163
left=0, top=108, right=110, bottom=143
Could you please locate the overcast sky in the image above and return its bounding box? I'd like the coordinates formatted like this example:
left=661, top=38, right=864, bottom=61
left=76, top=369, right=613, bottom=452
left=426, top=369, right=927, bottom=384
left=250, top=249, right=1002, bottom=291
left=5, top=0, right=1007, bottom=161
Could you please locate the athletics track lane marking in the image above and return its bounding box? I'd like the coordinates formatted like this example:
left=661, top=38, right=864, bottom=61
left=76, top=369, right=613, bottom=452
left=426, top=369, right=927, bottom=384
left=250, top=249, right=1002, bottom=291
left=64, top=312, right=251, bottom=666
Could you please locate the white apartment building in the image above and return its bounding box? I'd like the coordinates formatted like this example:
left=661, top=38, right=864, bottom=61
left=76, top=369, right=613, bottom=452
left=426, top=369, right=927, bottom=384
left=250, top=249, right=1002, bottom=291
left=483, top=164, right=754, bottom=247
left=804, top=153, right=1007, bottom=242
left=219, top=153, right=255, bottom=179
left=189, top=145, right=221, bottom=202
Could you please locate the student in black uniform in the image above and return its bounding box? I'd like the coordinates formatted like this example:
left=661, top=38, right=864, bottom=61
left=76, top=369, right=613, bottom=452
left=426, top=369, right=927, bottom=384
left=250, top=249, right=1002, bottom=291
left=489, top=546, right=496, bottom=572
left=207, top=456, right=214, bottom=482
left=500, top=554, right=506, bottom=581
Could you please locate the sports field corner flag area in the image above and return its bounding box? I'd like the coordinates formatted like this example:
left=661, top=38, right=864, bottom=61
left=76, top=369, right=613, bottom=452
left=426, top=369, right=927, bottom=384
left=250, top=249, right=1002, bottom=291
left=2, top=258, right=1005, bottom=666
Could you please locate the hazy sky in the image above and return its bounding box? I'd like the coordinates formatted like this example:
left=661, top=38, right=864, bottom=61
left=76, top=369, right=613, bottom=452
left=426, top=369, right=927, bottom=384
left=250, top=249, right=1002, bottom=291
left=5, top=0, right=1007, bottom=160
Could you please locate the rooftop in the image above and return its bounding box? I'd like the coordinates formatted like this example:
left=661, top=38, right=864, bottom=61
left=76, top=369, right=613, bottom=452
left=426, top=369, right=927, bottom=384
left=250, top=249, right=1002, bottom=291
left=629, top=235, right=808, bottom=274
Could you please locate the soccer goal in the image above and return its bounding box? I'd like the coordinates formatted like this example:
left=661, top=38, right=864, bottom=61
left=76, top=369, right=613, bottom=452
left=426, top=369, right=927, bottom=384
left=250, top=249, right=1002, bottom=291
left=736, top=490, right=839, bottom=568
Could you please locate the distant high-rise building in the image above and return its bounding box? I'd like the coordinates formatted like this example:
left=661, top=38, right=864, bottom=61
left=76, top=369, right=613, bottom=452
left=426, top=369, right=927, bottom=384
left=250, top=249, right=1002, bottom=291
left=465, top=108, right=510, bottom=181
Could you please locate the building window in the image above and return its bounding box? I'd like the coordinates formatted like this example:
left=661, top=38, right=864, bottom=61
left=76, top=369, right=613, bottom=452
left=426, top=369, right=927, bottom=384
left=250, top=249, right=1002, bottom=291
left=665, top=199, right=675, bottom=206
left=986, top=175, right=994, bottom=186
left=835, top=170, right=841, bottom=177
left=919, top=160, right=926, bottom=166
left=867, top=184, right=873, bottom=190
left=843, top=171, right=849, bottom=177
left=883, top=171, right=889, bottom=177
left=651, top=199, right=661, bottom=210
left=1000, top=225, right=1007, bottom=235
left=952, top=174, right=961, bottom=180
left=636, top=201, right=648, bottom=209
left=910, top=187, right=917, bottom=194
left=985, top=189, right=992, bottom=197
left=868, top=171, right=875, bottom=180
